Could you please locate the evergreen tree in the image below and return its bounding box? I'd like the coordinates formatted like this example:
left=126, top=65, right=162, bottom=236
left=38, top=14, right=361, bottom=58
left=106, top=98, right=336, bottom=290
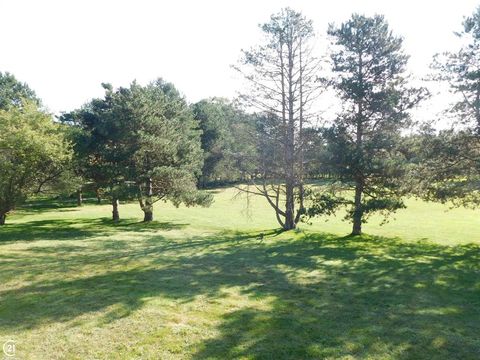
left=61, top=83, right=136, bottom=221
left=125, top=80, right=212, bottom=222
left=192, top=98, right=256, bottom=186
left=327, top=14, right=427, bottom=235
left=65, top=80, right=212, bottom=222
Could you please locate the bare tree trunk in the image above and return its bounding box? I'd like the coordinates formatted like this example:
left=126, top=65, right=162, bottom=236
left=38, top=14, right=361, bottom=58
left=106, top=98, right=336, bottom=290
left=143, top=177, right=153, bottom=222
left=284, top=35, right=296, bottom=231
left=112, top=197, right=120, bottom=222
left=284, top=107, right=296, bottom=230
left=284, top=184, right=296, bottom=230
left=0, top=212, right=6, bottom=225
left=295, top=39, right=305, bottom=225
left=76, top=188, right=83, bottom=206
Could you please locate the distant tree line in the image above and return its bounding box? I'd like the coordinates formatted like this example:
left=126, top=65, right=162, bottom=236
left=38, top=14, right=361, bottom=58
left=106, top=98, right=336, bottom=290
left=0, top=7, right=479, bottom=235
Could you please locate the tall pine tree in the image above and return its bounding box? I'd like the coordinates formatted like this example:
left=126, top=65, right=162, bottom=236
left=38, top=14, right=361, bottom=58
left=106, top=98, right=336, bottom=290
left=327, top=14, right=427, bottom=235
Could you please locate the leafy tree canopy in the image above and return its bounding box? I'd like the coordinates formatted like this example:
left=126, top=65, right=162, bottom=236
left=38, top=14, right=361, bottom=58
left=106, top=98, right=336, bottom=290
left=0, top=102, right=72, bottom=224
left=0, top=72, right=40, bottom=110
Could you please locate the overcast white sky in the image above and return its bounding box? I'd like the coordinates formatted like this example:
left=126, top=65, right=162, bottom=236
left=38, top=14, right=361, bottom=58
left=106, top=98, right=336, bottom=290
left=1, top=0, right=478, bottom=117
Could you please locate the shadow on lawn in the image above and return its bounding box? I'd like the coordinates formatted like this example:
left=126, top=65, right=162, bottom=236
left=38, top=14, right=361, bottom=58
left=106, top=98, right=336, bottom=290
left=0, top=217, right=188, bottom=242
left=9, top=198, right=83, bottom=219
left=18, top=197, right=113, bottom=213
left=0, top=227, right=479, bottom=359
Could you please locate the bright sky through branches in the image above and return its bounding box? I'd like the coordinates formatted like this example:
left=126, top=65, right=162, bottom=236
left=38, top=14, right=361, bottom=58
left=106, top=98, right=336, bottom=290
left=1, top=0, right=478, bottom=119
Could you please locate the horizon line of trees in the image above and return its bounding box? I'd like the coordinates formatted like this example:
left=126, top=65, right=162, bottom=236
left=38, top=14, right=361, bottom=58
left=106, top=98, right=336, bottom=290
left=0, top=7, right=479, bottom=235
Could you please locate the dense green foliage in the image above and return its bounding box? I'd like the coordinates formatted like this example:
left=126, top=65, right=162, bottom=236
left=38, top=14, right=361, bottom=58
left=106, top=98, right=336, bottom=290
left=0, top=103, right=72, bottom=224
left=129, top=80, right=212, bottom=220
left=63, top=80, right=212, bottom=222
left=0, top=72, right=39, bottom=110
left=192, top=98, right=255, bottom=186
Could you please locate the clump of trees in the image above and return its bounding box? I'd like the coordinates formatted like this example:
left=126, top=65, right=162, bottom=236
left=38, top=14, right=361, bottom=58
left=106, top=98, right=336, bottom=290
left=63, top=80, right=212, bottom=222
left=192, top=98, right=256, bottom=187
left=1, top=6, right=479, bottom=235
left=413, top=7, right=480, bottom=208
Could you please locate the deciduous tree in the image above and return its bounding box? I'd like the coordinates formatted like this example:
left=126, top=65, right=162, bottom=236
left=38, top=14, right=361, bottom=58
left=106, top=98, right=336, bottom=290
left=0, top=102, right=72, bottom=225
left=234, top=8, right=323, bottom=230
left=0, top=72, right=39, bottom=110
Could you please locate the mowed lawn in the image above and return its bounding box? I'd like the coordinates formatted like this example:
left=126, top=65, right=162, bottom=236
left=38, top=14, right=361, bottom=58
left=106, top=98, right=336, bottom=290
left=0, top=188, right=479, bottom=359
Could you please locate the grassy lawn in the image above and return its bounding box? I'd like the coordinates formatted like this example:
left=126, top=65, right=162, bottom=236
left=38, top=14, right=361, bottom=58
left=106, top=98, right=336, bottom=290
left=0, top=188, right=479, bottom=359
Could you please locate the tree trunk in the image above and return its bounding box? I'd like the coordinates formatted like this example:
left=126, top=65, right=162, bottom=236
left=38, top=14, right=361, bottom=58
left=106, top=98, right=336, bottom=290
left=144, top=209, right=153, bottom=222
left=112, top=198, right=120, bottom=222
left=283, top=39, right=297, bottom=232
left=0, top=213, right=6, bottom=225
left=95, top=188, right=101, bottom=204
left=295, top=38, right=305, bottom=225
left=76, top=188, right=83, bottom=206
left=284, top=181, right=296, bottom=230
left=143, top=177, right=154, bottom=222
left=351, top=181, right=363, bottom=235
left=352, top=50, right=365, bottom=236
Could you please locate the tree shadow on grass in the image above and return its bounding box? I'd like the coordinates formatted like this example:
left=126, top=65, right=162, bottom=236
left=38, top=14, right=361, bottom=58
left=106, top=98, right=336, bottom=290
left=17, top=197, right=114, bottom=213
left=193, top=235, right=480, bottom=359
left=9, top=198, right=85, bottom=219
left=0, top=219, right=101, bottom=242
left=20, top=197, right=79, bottom=211
left=0, top=217, right=188, bottom=243
left=0, top=230, right=478, bottom=359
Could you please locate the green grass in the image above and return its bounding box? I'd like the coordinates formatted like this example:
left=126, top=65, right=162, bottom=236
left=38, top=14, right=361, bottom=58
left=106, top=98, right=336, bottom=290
left=0, top=188, right=479, bottom=359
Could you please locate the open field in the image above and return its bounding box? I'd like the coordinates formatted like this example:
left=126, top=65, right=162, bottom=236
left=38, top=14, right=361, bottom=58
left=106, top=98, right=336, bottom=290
left=0, top=187, right=479, bottom=359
